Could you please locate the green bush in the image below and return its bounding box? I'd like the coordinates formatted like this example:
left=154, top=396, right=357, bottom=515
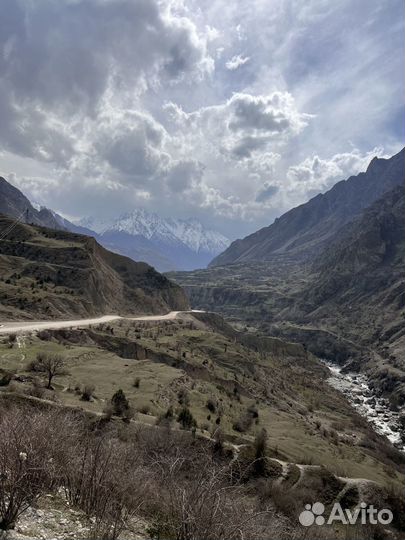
left=111, top=389, right=130, bottom=416
left=177, top=407, right=196, bottom=430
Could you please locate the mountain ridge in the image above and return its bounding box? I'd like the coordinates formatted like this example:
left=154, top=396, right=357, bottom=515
left=170, top=183, right=405, bottom=407
left=210, top=148, right=404, bottom=266
left=76, top=209, right=230, bottom=271
left=0, top=177, right=64, bottom=231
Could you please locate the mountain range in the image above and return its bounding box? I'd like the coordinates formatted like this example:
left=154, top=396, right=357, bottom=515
left=76, top=210, right=229, bottom=272
left=0, top=215, right=188, bottom=320
left=2, top=150, right=405, bottom=539
left=0, top=176, right=190, bottom=319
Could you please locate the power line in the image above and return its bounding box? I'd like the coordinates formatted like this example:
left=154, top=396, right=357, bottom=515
left=0, top=209, right=28, bottom=242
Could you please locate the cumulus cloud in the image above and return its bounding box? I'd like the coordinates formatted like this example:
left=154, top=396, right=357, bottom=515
left=0, top=0, right=214, bottom=165
left=0, top=0, right=402, bottom=239
left=286, top=147, right=388, bottom=194
left=95, top=111, right=170, bottom=180
left=225, top=54, right=250, bottom=70
left=166, top=91, right=309, bottom=161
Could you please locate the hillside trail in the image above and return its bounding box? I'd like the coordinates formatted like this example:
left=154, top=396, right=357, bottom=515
left=264, top=457, right=375, bottom=493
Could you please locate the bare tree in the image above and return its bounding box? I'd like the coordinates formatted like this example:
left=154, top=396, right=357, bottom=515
left=35, top=353, right=65, bottom=389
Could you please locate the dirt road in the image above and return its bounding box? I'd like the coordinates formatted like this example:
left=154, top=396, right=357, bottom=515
left=0, top=310, right=199, bottom=335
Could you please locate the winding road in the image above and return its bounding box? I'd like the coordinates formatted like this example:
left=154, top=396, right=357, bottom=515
left=0, top=310, right=203, bottom=335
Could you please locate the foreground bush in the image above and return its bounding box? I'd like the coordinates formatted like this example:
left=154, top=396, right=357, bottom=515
left=0, top=406, right=72, bottom=530
left=0, top=401, right=403, bottom=540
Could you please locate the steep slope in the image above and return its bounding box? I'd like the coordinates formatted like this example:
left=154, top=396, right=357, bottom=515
left=0, top=177, right=63, bottom=230
left=0, top=216, right=189, bottom=320
left=211, top=148, right=404, bottom=266
left=309, top=185, right=405, bottom=309
left=77, top=210, right=230, bottom=271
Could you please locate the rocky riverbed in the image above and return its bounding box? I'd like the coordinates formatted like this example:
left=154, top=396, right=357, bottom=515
left=324, top=362, right=405, bottom=452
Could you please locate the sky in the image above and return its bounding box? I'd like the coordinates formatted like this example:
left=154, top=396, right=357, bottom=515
left=0, top=0, right=403, bottom=239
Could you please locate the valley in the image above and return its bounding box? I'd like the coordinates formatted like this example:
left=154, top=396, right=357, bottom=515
left=0, top=1, right=403, bottom=538
left=1, top=310, right=405, bottom=538
left=171, top=151, right=405, bottom=414
left=0, top=150, right=404, bottom=539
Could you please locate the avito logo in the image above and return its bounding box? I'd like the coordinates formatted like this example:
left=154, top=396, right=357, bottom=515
left=299, top=502, right=393, bottom=527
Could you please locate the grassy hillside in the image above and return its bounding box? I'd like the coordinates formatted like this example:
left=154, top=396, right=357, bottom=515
left=0, top=215, right=189, bottom=320
left=1, top=309, right=404, bottom=538
left=1, top=312, right=403, bottom=486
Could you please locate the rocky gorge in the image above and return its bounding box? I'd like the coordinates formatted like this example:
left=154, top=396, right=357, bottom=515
left=325, top=361, right=405, bottom=452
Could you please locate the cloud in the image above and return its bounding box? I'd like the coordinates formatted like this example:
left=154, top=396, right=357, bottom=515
left=0, top=0, right=402, bottom=239
left=0, top=0, right=214, bottom=166
left=255, top=183, right=279, bottom=202
left=166, top=91, right=309, bottom=161
left=285, top=147, right=390, bottom=202
left=95, top=111, right=170, bottom=180
left=225, top=54, right=250, bottom=70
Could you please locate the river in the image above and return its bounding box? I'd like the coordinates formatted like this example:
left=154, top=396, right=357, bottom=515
left=324, top=361, right=404, bottom=452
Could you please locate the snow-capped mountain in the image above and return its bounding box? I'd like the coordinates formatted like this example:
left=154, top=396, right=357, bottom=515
left=76, top=210, right=230, bottom=271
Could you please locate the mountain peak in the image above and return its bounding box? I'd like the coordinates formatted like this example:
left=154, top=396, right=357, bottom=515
left=78, top=209, right=229, bottom=254
left=76, top=208, right=230, bottom=271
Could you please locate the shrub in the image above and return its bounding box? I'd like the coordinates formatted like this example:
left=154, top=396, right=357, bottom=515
left=61, top=431, right=141, bottom=540
left=233, top=404, right=260, bottom=433
left=138, top=403, right=151, bottom=415
left=145, top=454, right=264, bottom=540
left=253, top=428, right=268, bottom=476
left=206, top=398, right=216, bottom=413
left=262, top=484, right=316, bottom=521
left=81, top=384, right=95, bottom=402
left=233, top=413, right=253, bottom=433
left=165, top=405, right=174, bottom=419
left=37, top=330, right=53, bottom=341
left=177, top=407, right=196, bottom=430
left=111, top=389, right=130, bottom=417
left=0, top=371, right=13, bottom=387
left=177, top=388, right=190, bottom=406
left=248, top=406, right=259, bottom=419
left=133, top=377, right=141, bottom=388
left=0, top=406, right=72, bottom=530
